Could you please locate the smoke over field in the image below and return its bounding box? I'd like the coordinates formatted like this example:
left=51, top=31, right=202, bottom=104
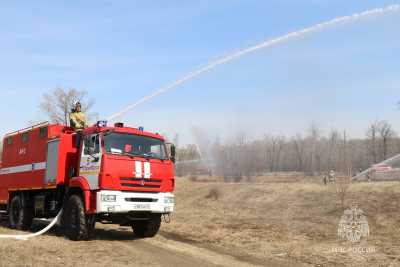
left=176, top=121, right=400, bottom=181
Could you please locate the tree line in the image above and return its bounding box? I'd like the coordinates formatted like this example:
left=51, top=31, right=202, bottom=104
left=176, top=121, right=400, bottom=179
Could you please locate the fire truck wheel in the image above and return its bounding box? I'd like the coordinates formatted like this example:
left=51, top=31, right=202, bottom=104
left=64, top=194, right=93, bottom=241
left=131, top=214, right=161, bottom=238
left=9, top=195, right=33, bottom=230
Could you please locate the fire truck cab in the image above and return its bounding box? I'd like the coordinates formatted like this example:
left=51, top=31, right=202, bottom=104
left=0, top=121, right=175, bottom=240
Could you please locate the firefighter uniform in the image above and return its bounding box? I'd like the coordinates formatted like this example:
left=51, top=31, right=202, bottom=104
left=70, top=111, right=87, bottom=130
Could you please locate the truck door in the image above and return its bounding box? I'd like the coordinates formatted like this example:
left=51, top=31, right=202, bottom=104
left=79, top=134, right=102, bottom=189
left=45, top=139, right=60, bottom=184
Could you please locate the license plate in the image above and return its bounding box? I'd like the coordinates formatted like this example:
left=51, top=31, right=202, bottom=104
left=133, top=204, right=151, bottom=210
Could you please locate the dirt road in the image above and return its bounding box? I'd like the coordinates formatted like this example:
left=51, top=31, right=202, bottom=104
left=0, top=220, right=292, bottom=267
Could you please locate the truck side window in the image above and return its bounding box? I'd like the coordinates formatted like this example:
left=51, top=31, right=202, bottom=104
left=93, top=135, right=100, bottom=154
left=39, top=127, right=48, bottom=138
left=84, top=135, right=100, bottom=155
left=7, top=137, right=13, bottom=146
left=22, top=132, right=29, bottom=143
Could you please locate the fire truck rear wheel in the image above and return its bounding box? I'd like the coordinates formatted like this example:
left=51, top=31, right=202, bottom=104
left=131, top=214, right=161, bottom=238
left=64, top=194, right=94, bottom=241
left=9, top=195, right=33, bottom=231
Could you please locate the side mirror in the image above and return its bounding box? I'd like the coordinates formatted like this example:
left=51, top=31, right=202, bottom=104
left=170, top=144, right=176, bottom=163
left=166, top=143, right=176, bottom=163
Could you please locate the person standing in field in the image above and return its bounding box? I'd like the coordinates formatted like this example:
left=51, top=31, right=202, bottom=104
left=69, top=102, right=87, bottom=131
left=328, top=169, right=336, bottom=183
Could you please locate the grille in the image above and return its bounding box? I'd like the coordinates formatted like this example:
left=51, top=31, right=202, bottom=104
left=120, top=177, right=162, bottom=190
left=125, top=198, right=158, bottom=202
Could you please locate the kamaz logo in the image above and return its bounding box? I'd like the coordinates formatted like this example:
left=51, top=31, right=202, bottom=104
left=18, top=148, right=27, bottom=156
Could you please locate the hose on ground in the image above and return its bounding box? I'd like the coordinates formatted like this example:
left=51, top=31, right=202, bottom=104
left=0, top=209, right=63, bottom=240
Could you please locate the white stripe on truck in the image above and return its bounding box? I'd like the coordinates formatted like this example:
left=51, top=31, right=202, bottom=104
left=144, top=162, right=151, bottom=179
left=0, top=162, right=46, bottom=175
left=134, top=161, right=142, bottom=178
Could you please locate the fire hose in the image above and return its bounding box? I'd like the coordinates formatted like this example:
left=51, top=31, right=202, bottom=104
left=0, top=210, right=62, bottom=240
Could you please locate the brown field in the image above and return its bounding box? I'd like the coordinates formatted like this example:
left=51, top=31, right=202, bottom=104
left=1, top=174, right=400, bottom=266
left=163, top=174, right=400, bottom=266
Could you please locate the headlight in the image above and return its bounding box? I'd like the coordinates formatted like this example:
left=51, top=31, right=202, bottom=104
left=164, top=196, right=174, bottom=204
left=101, top=195, right=117, bottom=202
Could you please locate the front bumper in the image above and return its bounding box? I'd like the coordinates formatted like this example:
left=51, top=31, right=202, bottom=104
left=96, top=190, right=174, bottom=214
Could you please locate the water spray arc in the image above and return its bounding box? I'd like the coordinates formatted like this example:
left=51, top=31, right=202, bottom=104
left=108, top=4, right=400, bottom=122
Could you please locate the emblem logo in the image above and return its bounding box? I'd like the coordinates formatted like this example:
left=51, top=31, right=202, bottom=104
left=338, top=205, right=370, bottom=243
left=18, top=148, right=27, bottom=156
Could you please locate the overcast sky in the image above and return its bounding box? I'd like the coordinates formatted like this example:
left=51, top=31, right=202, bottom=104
left=0, top=1, right=399, bottom=144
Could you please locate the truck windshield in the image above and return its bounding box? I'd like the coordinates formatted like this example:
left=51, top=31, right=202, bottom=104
left=104, top=132, right=167, bottom=160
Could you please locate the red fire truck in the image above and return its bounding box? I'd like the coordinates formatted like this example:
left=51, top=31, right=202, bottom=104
left=0, top=121, right=175, bottom=240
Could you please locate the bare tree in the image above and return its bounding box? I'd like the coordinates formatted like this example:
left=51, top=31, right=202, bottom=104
left=264, top=135, right=285, bottom=172
left=40, top=88, right=96, bottom=125
left=327, top=129, right=340, bottom=169
left=378, top=121, right=395, bottom=160
left=366, top=121, right=380, bottom=164
left=176, top=144, right=201, bottom=162
left=293, top=134, right=306, bottom=171
left=175, top=144, right=202, bottom=177
left=308, top=123, right=322, bottom=174
left=366, top=120, right=397, bottom=164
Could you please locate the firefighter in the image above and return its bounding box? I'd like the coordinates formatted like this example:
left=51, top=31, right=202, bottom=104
left=69, top=102, right=87, bottom=130
left=328, top=169, right=336, bottom=183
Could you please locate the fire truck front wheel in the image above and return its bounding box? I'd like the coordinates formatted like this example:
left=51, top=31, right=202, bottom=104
left=131, top=214, right=161, bottom=238
left=64, top=194, right=94, bottom=241
left=9, top=195, right=33, bottom=231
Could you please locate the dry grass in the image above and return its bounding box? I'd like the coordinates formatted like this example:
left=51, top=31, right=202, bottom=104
left=0, top=233, right=154, bottom=267
left=205, top=186, right=221, bottom=200
left=162, top=176, right=400, bottom=266
left=0, top=174, right=400, bottom=266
